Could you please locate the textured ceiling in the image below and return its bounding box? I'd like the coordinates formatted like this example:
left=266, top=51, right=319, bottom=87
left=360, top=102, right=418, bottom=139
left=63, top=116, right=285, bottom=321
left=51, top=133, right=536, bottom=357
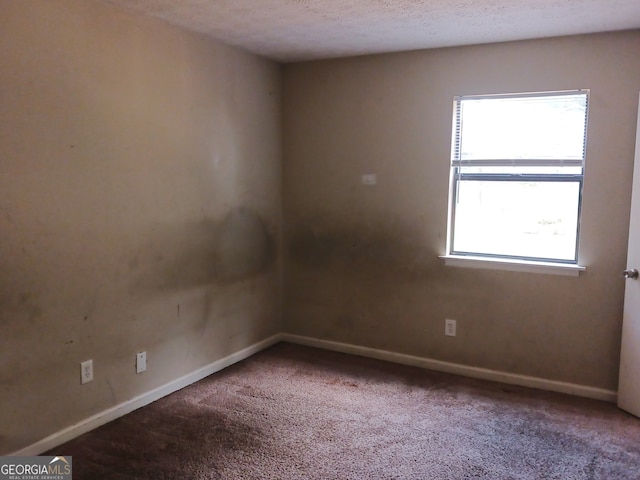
left=100, top=0, right=640, bottom=62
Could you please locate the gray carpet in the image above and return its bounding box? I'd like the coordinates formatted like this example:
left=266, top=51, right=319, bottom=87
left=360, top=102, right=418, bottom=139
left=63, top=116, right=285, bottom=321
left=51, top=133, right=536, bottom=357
left=50, top=343, right=640, bottom=479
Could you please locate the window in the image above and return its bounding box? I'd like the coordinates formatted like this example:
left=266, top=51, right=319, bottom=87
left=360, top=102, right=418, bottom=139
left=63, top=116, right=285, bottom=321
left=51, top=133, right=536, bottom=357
left=447, top=90, right=589, bottom=264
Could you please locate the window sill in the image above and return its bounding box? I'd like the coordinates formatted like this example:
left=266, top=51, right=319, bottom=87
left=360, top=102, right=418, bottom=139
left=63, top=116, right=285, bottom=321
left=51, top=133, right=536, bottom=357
left=439, top=255, right=586, bottom=277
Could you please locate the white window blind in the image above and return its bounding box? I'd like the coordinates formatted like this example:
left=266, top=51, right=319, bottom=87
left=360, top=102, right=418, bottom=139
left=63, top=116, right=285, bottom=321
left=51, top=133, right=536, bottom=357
left=451, top=90, right=589, bottom=168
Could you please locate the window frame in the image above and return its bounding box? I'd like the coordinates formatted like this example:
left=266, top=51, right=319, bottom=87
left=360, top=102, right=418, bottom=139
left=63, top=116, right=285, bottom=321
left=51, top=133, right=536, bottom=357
left=446, top=89, right=589, bottom=266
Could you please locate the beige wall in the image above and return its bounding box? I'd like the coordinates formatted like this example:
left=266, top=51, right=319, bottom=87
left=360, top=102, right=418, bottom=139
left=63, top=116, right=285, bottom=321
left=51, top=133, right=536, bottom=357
left=283, top=31, right=640, bottom=392
left=0, top=0, right=281, bottom=453
left=2, top=0, right=639, bottom=455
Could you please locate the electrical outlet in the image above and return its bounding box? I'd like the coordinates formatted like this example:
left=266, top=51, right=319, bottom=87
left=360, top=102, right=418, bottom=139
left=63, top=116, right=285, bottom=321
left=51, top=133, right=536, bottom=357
left=136, top=352, right=146, bottom=374
left=445, top=319, right=457, bottom=337
left=80, top=359, right=93, bottom=384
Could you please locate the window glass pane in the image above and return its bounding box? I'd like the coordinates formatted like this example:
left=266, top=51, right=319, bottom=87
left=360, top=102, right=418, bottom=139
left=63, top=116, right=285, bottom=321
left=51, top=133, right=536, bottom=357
left=452, top=180, right=580, bottom=261
left=458, top=94, right=587, bottom=161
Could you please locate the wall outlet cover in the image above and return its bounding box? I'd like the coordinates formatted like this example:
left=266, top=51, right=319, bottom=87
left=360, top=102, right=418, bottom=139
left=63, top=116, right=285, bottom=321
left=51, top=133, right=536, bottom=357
left=80, top=359, right=93, bottom=384
left=445, top=319, right=457, bottom=337
left=136, top=352, right=147, bottom=374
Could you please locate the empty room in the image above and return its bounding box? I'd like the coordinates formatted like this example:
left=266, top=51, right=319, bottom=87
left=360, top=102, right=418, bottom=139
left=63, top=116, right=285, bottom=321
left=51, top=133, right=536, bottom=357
left=2, top=0, right=640, bottom=478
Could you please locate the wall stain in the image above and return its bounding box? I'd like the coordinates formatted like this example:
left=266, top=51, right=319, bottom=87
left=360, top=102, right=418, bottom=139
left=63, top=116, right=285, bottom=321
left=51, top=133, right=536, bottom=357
left=128, top=256, right=139, bottom=271
left=11, top=292, right=43, bottom=323
left=288, top=220, right=434, bottom=278
left=19, top=293, right=32, bottom=305
left=334, top=314, right=356, bottom=335
left=0, top=287, right=42, bottom=330
left=0, top=204, right=12, bottom=224
left=130, top=206, right=276, bottom=293
left=105, top=378, right=116, bottom=405
left=216, top=207, right=273, bottom=281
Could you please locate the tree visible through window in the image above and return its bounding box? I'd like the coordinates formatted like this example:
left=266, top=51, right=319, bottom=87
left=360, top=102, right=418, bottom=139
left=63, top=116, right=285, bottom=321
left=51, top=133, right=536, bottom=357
left=447, top=90, right=589, bottom=263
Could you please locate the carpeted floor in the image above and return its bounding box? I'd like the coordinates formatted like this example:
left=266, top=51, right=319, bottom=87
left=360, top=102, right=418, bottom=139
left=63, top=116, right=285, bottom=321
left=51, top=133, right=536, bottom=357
left=49, top=343, right=640, bottom=479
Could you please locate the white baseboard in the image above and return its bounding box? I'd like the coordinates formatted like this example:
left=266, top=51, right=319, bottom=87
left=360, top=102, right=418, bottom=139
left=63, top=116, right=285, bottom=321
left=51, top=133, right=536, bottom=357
left=12, top=331, right=617, bottom=456
left=10, top=334, right=283, bottom=456
left=281, top=333, right=617, bottom=403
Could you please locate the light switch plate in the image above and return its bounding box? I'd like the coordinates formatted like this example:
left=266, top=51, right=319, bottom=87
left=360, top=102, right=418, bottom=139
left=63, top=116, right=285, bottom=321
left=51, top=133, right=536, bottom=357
left=361, top=173, right=377, bottom=185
